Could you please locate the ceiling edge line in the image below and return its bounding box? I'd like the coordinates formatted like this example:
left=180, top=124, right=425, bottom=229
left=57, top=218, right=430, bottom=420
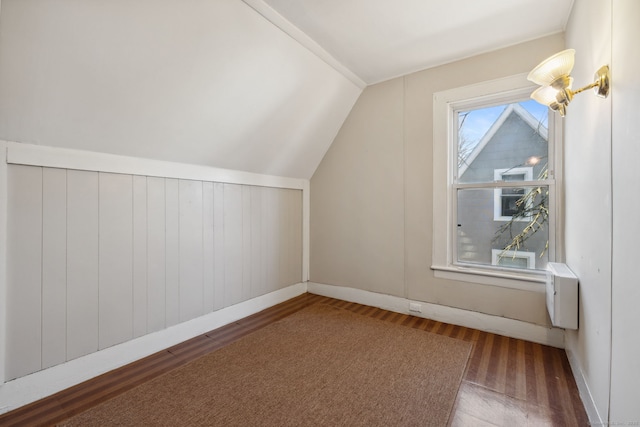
left=368, top=30, right=567, bottom=86
left=241, top=0, right=367, bottom=89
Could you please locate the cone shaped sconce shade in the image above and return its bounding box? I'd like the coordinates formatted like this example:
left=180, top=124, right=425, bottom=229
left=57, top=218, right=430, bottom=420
left=527, top=49, right=575, bottom=87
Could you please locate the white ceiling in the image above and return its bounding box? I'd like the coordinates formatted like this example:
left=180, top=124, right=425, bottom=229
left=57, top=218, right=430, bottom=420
left=0, top=1, right=574, bottom=180
left=254, top=0, right=575, bottom=85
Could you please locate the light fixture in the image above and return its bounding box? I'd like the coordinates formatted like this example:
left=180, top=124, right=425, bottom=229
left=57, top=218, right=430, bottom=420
left=527, top=49, right=610, bottom=117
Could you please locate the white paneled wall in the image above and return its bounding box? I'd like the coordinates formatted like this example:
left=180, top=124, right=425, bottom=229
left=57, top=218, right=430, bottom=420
left=147, top=177, right=168, bottom=333
left=41, top=168, right=67, bottom=369
left=5, top=164, right=303, bottom=381
left=66, top=170, right=100, bottom=361
left=6, top=166, right=43, bottom=378
left=99, top=173, right=134, bottom=350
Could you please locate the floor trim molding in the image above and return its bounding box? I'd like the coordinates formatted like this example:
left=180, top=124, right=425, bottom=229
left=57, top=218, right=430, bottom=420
left=565, top=346, right=603, bottom=425
left=307, top=282, right=564, bottom=348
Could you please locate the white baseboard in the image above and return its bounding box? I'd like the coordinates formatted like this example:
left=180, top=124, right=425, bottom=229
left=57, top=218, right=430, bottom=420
left=0, top=282, right=307, bottom=415
left=565, top=345, right=603, bottom=425
left=308, top=282, right=565, bottom=348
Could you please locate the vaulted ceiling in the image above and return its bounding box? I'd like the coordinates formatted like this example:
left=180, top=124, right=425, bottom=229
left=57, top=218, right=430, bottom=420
left=0, top=1, right=574, bottom=179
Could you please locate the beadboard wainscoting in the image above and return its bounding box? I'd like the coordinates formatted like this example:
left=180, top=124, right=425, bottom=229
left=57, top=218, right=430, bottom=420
left=1, top=141, right=307, bottom=387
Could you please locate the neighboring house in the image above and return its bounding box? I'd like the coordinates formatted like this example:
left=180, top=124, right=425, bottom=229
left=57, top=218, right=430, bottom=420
left=457, top=104, right=549, bottom=270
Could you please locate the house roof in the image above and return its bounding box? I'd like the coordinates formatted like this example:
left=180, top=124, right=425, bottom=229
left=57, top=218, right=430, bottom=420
left=458, top=104, right=549, bottom=177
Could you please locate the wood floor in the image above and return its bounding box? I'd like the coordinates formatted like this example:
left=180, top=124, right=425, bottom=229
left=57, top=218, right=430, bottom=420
left=0, top=293, right=588, bottom=426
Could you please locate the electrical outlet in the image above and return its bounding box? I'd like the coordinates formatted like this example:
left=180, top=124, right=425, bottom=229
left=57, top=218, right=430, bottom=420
left=409, top=302, right=422, bottom=313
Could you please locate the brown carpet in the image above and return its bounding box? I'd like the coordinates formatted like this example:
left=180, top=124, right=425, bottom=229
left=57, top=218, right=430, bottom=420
left=59, top=303, right=472, bottom=426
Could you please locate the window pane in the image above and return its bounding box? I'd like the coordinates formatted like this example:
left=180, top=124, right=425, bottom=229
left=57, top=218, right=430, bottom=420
left=457, top=101, right=549, bottom=184
left=457, top=187, right=549, bottom=270
left=503, top=173, right=525, bottom=182
left=496, top=255, right=529, bottom=269
left=501, top=191, right=525, bottom=217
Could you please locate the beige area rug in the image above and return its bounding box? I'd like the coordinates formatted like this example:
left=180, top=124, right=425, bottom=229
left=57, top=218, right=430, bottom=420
left=60, top=304, right=472, bottom=426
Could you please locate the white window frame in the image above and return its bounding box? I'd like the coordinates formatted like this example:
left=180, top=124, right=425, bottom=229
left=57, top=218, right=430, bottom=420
left=491, top=249, right=536, bottom=269
left=432, top=74, right=563, bottom=290
left=493, top=167, right=533, bottom=221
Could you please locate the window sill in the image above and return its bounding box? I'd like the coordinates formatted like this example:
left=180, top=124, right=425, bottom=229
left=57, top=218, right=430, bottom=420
left=431, top=264, right=546, bottom=292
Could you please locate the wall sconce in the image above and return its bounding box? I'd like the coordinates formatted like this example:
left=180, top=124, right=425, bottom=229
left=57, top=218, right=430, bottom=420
left=527, top=49, right=610, bottom=117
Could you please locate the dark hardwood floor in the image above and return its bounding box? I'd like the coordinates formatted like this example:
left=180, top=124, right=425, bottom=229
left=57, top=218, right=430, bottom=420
left=0, top=293, right=588, bottom=426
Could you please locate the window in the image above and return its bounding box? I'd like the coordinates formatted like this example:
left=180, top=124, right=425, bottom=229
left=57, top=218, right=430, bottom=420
left=433, top=74, right=561, bottom=287
left=491, top=249, right=535, bottom=269
left=493, top=168, right=533, bottom=221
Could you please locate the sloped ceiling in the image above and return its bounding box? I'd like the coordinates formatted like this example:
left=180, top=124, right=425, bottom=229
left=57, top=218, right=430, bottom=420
left=258, top=0, right=575, bottom=85
left=0, top=0, right=361, bottom=179
left=0, top=1, right=574, bottom=179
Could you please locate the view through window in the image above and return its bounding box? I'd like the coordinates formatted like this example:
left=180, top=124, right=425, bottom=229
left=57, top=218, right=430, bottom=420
left=454, top=100, right=551, bottom=271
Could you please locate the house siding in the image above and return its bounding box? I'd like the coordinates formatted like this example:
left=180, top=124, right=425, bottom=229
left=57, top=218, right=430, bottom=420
left=458, top=111, right=549, bottom=268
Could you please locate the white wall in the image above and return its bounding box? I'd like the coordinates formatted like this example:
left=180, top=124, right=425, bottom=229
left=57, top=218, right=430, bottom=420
left=563, top=0, right=613, bottom=423
left=310, top=78, right=405, bottom=296
left=564, top=0, right=640, bottom=424
left=310, top=35, right=565, bottom=329
left=0, top=0, right=361, bottom=179
left=609, top=0, right=640, bottom=423
left=2, top=141, right=304, bottom=382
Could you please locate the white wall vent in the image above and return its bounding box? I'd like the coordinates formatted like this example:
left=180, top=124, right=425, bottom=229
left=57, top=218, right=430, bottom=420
left=546, top=262, right=579, bottom=329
